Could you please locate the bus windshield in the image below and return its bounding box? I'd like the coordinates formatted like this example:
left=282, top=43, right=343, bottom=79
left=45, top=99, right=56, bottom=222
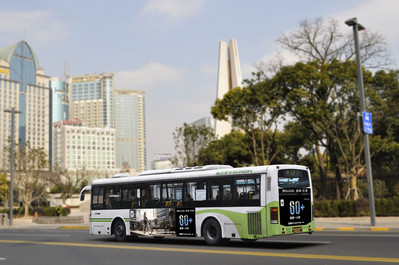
left=278, top=169, right=310, bottom=188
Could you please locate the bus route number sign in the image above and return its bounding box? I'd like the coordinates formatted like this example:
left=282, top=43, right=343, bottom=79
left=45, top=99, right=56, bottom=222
left=176, top=208, right=196, bottom=237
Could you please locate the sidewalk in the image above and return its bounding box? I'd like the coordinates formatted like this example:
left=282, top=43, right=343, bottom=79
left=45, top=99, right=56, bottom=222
left=0, top=212, right=90, bottom=230
left=315, top=217, right=399, bottom=231
left=1, top=216, right=398, bottom=231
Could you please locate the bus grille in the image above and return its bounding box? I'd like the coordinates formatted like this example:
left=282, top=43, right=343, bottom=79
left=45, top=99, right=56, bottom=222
left=247, top=212, right=262, bottom=235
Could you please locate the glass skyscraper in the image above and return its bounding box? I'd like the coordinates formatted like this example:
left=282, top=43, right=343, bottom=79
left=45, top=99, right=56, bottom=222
left=114, top=89, right=146, bottom=173
left=50, top=77, right=69, bottom=123
left=49, top=77, right=69, bottom=167
left=0, top=41, right=50, bottom=169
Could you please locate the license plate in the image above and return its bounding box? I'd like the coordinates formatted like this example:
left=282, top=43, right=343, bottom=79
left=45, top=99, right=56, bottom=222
left=293, top=227, right=302, bottom=233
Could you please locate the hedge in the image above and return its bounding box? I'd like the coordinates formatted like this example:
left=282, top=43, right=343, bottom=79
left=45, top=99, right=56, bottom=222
left=314, top=197, right=399, bottom=217
left=0, top=207, right=69, bottom=217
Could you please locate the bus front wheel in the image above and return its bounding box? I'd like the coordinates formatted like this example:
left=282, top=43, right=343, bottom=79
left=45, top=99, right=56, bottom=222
left=113, top=219, right=128, bottom=242
left=202, top=218, right=229, bottom=246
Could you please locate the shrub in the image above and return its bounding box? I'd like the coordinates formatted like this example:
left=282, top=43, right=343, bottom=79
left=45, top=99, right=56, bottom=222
left=315, top=197, right=399, bottom=217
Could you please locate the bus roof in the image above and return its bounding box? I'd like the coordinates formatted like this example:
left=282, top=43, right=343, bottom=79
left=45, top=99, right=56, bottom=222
left=90, top=164, right=309, bottom=186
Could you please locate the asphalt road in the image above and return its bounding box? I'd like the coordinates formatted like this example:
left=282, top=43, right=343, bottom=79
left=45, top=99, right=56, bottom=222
left=0, top=229, right=398, bottom=265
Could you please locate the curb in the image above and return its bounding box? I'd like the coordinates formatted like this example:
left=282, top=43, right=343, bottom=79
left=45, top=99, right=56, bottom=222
left=316, top=227, right=392, bottom=231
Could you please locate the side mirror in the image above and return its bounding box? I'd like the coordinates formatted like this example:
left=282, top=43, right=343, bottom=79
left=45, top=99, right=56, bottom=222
left=80, top=185, right=91, bottom=201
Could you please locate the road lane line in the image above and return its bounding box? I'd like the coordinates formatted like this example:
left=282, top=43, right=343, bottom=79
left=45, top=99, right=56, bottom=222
left=0, top=234, right=70, bottom=237
left=0, top=239, right=399, bottom=263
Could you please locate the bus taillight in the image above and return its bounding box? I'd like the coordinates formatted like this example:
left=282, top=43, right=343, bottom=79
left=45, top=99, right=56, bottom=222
left=270, top=207, right=278, bottom=224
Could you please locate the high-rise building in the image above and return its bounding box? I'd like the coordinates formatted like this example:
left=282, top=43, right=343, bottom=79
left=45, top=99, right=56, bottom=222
left=152, top=153, right=173, bottom=170
left=114, top=89, right=146, bottom=173
left=52, top=119, right=118, bottom=179
left=69, top=73, right=114, bottom=128
left=49, top=77, right=69, bottom=167
left=50, top=77, right=69, bottom=124
left=215, top=39, right=243, bottom=138
left=0, top=40, right=50, bottom=169
left=191, top=117, right=215, bottom=129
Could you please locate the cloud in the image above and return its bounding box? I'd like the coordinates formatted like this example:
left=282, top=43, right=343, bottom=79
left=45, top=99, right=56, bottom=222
left=332, top=0, right=399, bottom=43
left=137, top=0, right=204, bottom=24
left=114, top=62, right=185, bottom=90
left=0, top=9, right=68, bottom=45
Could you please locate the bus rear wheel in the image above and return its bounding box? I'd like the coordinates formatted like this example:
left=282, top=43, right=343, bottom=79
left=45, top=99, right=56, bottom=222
left=113, top=219, right=128, bottom=242
left=202, top=218, right=229, bottom=246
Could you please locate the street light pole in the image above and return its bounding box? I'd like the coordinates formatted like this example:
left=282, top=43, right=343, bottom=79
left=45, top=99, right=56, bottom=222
left=4, top=107, right=22, bottom=226
left=345, top=17, right=376, bottom=226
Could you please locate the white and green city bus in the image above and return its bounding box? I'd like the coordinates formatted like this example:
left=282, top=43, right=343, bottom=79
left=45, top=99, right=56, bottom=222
left=80, top=164, right=314, bottom=245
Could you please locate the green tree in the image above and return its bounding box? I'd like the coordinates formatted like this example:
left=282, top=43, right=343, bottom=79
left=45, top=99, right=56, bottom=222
left=273, top=59, right=387, bottom=200
left=198, top=131, right=252, bottom=167
left=172, top=123, right=216, bottom=167
left=211, top=74, right=283, bottom=166
left=0, top=173, right=9, bottom=206
left=370, top=70, right=399, bottom=177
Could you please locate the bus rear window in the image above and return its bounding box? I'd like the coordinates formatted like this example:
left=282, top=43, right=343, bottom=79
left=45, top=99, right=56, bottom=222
left=278, top=169, right=310, bottom=188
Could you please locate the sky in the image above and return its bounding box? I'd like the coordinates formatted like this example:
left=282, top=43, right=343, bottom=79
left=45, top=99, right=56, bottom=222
left=1, top=0, right=398, bottom=169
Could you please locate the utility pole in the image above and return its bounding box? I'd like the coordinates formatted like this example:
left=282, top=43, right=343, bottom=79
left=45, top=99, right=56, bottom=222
left=345, top=17, right=376, bottom=226
left=4, top=107, right=22, bottom=226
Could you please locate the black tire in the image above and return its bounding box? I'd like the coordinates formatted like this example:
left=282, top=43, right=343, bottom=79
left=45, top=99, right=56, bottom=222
left=113, top=219, right=128, bottom=242
left=202, top=218, right=229, bottom=246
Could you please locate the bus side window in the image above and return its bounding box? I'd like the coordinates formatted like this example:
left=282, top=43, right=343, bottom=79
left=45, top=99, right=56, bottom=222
left=208, top=180, right=220, bottom=201
left=141, top=186, right=151, bottom=208
left=234, top=176, right=260, bottom=206
left=105, top=187, right=122, bottom=209
left=183, top=181, right=207, bottom=207
left=123, top=187, right=140, bottom=208
left=92, top=186, right=104, bottom=210
left=151, top=184, right=161, bottom=207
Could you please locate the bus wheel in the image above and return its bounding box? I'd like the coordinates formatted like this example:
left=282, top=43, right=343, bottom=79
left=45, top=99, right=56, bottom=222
left=114, top=219, right=128, bottom=242
left=202, top=219, right=229, bottom=246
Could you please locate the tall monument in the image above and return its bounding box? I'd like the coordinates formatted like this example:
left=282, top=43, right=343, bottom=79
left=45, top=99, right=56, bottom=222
left=215, top=39, right=243, bottom=138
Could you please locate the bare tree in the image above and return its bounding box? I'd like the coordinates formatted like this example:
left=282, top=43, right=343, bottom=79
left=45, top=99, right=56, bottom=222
left=49, top=165, right=89, bottom=205
left=4, top=140, right=48, bottom=217
left=276, top=17, right=392, bottom=69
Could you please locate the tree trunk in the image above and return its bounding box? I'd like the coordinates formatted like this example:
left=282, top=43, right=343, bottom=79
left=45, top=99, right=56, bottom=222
left=250, top=132, right=259, bottom=166
left=350, top=174, right=359, bottom=200
left=24, top=192, right=30, bottom=218
left=335, top=165, right=343, bottom=200
left=315, top=145, right=327, bottom=199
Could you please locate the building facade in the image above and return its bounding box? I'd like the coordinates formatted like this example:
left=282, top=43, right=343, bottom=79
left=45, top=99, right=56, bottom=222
left=49, top=77, right=69, bottom=168
left=191, top=117, right=215, bottom=129
left=152, top=153, right=173, bottom=170
left=52, top=119, right=117, bottom=179
left=69, top=73, right=114, bottom=129
left=50, top=77, right=69, bottom=124
left=215, top=39, right=243, bottom=138
left=0, top=41, right=50, bottom=169
left=114, top=89, right=146, bottom=173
